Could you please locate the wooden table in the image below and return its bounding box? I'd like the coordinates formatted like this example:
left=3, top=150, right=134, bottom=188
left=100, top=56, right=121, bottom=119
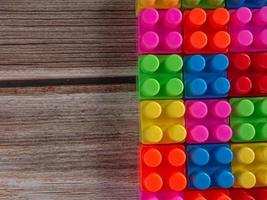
left=0, top=1, right=138, bottom=199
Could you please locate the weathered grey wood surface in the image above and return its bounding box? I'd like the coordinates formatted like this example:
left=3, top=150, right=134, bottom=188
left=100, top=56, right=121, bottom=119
left=0, top=0, right=137, bottom=199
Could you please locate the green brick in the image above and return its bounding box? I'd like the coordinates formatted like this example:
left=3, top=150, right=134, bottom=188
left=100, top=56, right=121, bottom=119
left=230, top=97, right=267, bottom=143
left=182, top=0, right=225, bottom=8
left=138, top=54, right=184, bottom=100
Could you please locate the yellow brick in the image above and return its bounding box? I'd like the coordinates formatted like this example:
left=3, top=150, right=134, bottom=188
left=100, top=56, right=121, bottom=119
left=140, top=100, right=186, bottom=144
left=231, top=143, right=267, bottom=189
left=136, top=0, right=181, bottom=15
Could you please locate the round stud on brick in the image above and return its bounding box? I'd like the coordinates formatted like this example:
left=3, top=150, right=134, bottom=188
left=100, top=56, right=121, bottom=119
left=253, top=53, right=267, bottom=70
left=168, top=148, right=186, bottom=167
left=236, top=147, right=255, bottom=164
left=185, top=55, right=206, bottom=72
left=143, top=101, right=162, bottom=119
left=254, top=6, right=267, bottom=26
left=143, top=148, right=162, bottom=167
left=188, top=78, right=207, bottom=97
left=143, top=125, right=163, bottom=143
left=234, top=76, right=252, bottom=95
left=140, top=55, right=160, bottom=73
left=255, top=99, right=267, bottom=116
left=233, top=30, right=253, bottom=48
left=211, top=77, right=230, bottom=96
left=214, top=146, right=233, bottom=164
left=209, top=8, right=230, bottom=29
left=234, top=99, right=254, bottom=117
left=141, top=78, right=160, bottom=97
left=166, top=124, right=186, bottom=143
left=166, top=101, right=185, bottom=118
left=169, top=172, right=187, bottom=191
left=189, top=125, right=209, bottom=143
left=164, top=55, right=183, bottom=73
left=144, top=173, right=163, bottom=192
left=164, top=8, right=182, bottom=28
left=231, top=53, right=251, bottom=71
left=255, top=146, right=267, bottom=162
left=213, top=124, right=232, bottom=142
left=141, top=31, right=160, bottom=51
left=188, top=8, right=207, bottom=27
left=231, top=7, right=252, bottom=26
left=211, top=31, right=231, bottom=50
left=215, top=170, right=235, bottom=188
left=234, top=123, right=255, bottom=142
left=255, top=29, right=267, bottom=48
left=208, top=54, right=229, bottom=71
left=165, top=32, right=183, bottom=51
left=165, top=78, right=184, bottom=97
left=255, top=123, right=267, bottom=140
left=189, top=31, right=208, bottom=51
left=191, top=172, right=211, bottom=190
left=140, top=0, right=156, bottom=6
left=188, top=101, right=208, bottom=119
left=190, top=147, right=210, bottom=166
left=256, top=75, right=267, bottom=94
left=236, top=170, right=256, bottom=189
left=141, top=8, right=159, bottom=28
left=212, top=100, right=231, bottom=118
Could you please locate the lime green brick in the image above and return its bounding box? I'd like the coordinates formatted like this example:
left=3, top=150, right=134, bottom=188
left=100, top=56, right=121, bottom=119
left=182, top=0, right=225, bottom=8
left=138, top=54, right=184, bottom=100
left=230, top=97, right=267, bottom=143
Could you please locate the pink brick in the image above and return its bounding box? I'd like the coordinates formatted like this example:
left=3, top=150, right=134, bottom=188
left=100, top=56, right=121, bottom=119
left=137, top=8, right=183, bottom=55
left=186, top=100, right=232, bottom=144
left=229, top=7, right=267, bottom=52
left=140, top=192, right=184, bottom=200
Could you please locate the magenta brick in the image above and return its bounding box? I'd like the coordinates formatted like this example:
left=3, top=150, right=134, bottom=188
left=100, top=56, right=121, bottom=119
left=140, top=192, right=184, bottom=200
left=185, top=100, right=232, bottom=144
left=137, top=8, right=183, bottom=55
left=229, top=7, right=267, bottom=52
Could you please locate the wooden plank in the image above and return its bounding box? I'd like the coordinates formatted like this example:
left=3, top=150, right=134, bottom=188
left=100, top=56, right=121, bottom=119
left=0, top=0, right=136, bottom=81
left=0, top=85, right=138, bottom=199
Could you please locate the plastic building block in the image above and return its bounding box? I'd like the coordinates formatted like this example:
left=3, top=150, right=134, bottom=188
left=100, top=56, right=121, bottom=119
left=186, top=144, right=234, bottom=190
left=183, top=8, right=230, bottom=54
left=228, top=53, right=267, bottom=97
left=182, top=0, right=225, bottom=9
left=183, top=54, right=230, bottom=99
left=226, top=0, right=267, bottom=9
left=140, top=192, right=183, bottom=200
left=140, top=144, right=187, bottom=192
left=140, top=100, right=186, bottom=144
left=231, top=143, right=267, bottom=188
left=230, top=188, right=267, bottom=200
left=184, top=189, right=231, bottom=200
left=138, top=54, right=184, bottom=100
left=229, top=7, right=267, bottom=52
left=186, top=100, right=232, bottom=144
left=136, top=0, right=181, bottom=15
left=230, top=97, right=267, bottom=142
left=138, top=8, right=182, bottom=55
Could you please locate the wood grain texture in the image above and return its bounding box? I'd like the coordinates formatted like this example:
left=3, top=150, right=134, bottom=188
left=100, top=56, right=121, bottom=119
left=0, top=85, right=138, bottom=200
left=0, top=0, right=136, bottom=80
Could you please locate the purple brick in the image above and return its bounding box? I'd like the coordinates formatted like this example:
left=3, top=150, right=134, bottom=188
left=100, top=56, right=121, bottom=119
left=229, top=7, right=267, bottom=52
left=137, top=8, right=183, bottom=55
left=140, top=192, right=184, bottom=200
left=185, top=100, right=232, bottom=144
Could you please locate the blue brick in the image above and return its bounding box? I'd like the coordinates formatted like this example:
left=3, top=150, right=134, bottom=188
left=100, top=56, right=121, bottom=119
left=186, top=144, right=234, bottom=190
left=183, top=54, right=230, bottom=99
left=226, top=0, right=267, bottom=8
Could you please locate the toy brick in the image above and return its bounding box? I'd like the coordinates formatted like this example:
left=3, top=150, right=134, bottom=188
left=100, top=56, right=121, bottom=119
left=182, top=0, right=225, bottom=9
left=186, top=100, right=232, bottom=144
left=136, top=0, right=181, bottom=15
left=138, top=54, right=184, bottom=100
left=226, top=0, right=267, bottom=9
left=230, top=188, right=267, bottom=200
left=140, top=144, right=187, bottom=192
left=140, top=100, right=186, bottom=144
left=137, top=8, right=182, bottom=55
left=140, top=192, right=183, bottom=200
left=228, top=53, right=267, bottom=97
left=183, top=8, right=230, bottom=54
left=229, top=7, right=267, bottom=52
left=186, top=144, right=234, bottom=190
left=183, top=54, right=230, bottom=99
left=231, top=143, right=267, bottom=188
left=184, top=189, right=230, bottom=200
left=230, top=97, right=267, bottom=142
